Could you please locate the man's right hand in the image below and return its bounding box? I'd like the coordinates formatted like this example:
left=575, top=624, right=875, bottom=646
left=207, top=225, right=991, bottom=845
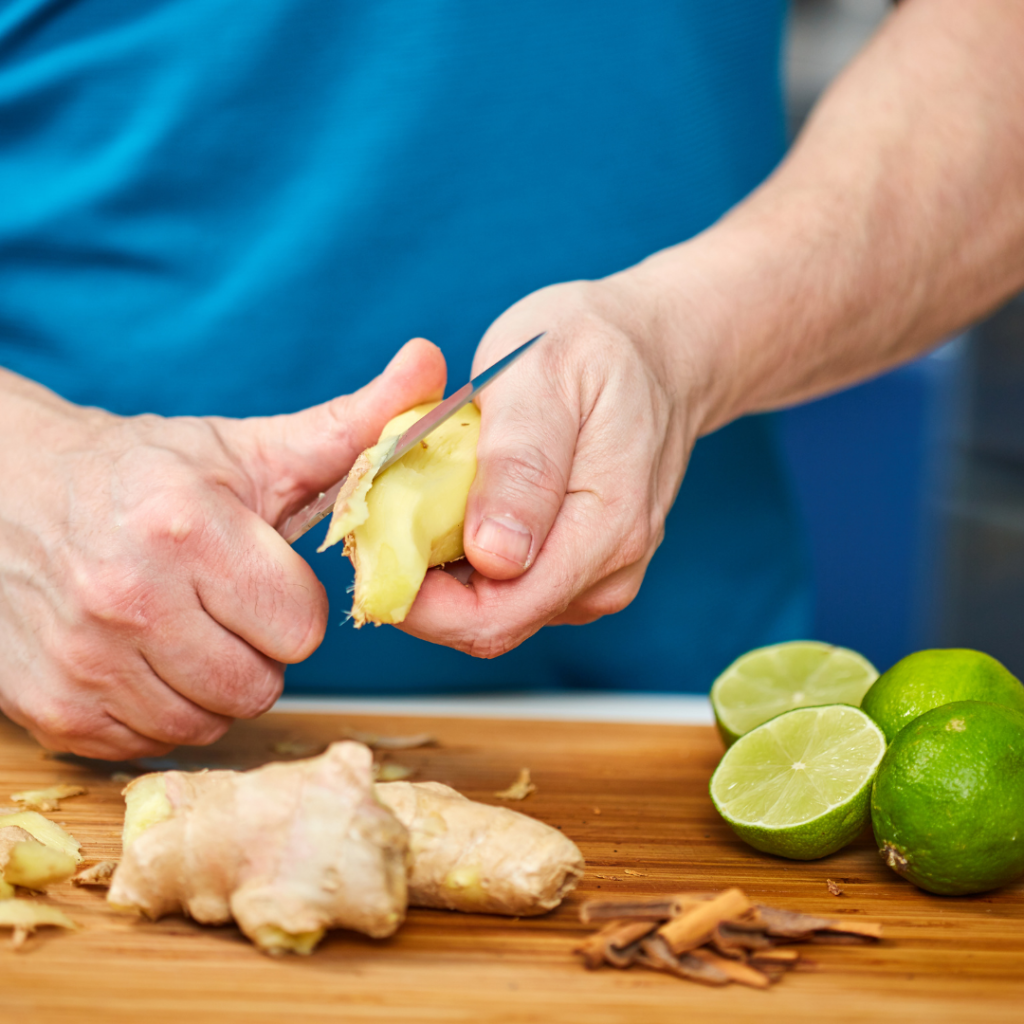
left=0, top=339, right=446, bottom=759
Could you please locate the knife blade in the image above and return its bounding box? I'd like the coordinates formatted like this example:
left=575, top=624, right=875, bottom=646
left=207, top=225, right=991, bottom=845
left=279, top=331, right=544, bottom=545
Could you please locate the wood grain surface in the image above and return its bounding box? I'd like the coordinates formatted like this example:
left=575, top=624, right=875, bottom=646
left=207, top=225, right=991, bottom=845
left=2, top=708, right=1022, bottom=1024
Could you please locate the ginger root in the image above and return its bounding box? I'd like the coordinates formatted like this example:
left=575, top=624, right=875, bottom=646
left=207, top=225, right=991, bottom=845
left=108, top=742, right=409, bottom=955
left=376, top=781, right=585, bottom=916
left=319, top=401, right=480, bottom=626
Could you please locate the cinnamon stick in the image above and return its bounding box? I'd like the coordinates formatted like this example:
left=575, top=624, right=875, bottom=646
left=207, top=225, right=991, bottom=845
left=657, top=887, right=752, bottom=955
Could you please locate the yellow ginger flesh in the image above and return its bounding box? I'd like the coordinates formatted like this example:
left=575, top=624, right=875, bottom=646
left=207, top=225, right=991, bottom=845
left=0, top=899, right=77, bottom=949
left=0, top=826, right=77, bottom=890
left=0, top=810, right=82, bottom=863
left=109, top=742, right=410, bottom=955
left=376, top=781, right=585, bottom=916
left=320, top=401, right=480, bottom=626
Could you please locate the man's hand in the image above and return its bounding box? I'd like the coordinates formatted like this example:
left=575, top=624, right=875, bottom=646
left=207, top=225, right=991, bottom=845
left=401, top=0, right=1024, bottom=659
left=0, top=339, right=446, bottom=759
left=399, top=275, right=707, bottom=657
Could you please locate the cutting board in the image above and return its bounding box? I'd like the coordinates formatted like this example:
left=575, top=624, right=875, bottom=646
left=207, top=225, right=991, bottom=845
left=2, top=709, right=1022, bottom=1024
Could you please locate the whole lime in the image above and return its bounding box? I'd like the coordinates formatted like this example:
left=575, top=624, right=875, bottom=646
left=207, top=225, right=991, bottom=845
left=871, top=700, right=1024, bottom=895
left=861, top=649, right=1024, bottom=743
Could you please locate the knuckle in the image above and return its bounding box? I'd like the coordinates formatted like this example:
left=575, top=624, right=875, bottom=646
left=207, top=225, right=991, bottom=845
left=580, top=577, right=643, bottom=620
left=28, top=696, right=101, bottom=747
left=73, top=562, right=154, bottom=631
left=614, top=518, right=652, bottom=569
left=463, top=628, right=519, bottom=661
left=215, top=659, right=284, bottom=719
left=153, top=707, right=226, bottom=746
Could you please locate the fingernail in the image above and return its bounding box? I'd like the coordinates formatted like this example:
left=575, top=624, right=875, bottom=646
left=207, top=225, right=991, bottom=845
left=475, top=516, right=533, bottom=569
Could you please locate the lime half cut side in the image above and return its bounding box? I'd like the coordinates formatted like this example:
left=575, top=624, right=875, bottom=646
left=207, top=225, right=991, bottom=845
left=711, top=641, right=878, bottom=746
left=710, top=704, right=887, bottom=860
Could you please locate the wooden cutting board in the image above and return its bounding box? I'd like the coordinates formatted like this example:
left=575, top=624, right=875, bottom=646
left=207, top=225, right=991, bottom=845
left=2, top=708, right=1022, bottom=1024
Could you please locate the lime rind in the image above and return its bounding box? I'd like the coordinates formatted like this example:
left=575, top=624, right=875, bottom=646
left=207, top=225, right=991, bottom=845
left=711, top=641, right=878, bottom=745
left=871, top=700, right=1024, bottom=895
left=710, top=705, right=887, bottom=860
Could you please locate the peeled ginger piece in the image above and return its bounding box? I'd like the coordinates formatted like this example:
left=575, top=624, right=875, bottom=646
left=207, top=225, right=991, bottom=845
left=320, top=401, right=480, bottom=626
left=0, top=827, right=77, bottom=890
left=0, top=810, right=82, bottom=864
left=108, top=742, right=410, bottom=956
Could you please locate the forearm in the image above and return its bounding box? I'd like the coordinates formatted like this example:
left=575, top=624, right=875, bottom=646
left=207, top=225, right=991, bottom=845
left=625, top=0, right=1024, bottom=436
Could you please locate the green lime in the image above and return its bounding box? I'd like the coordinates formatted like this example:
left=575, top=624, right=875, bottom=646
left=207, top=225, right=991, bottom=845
left=710, top=641, right=879, bottom=746
left=710, top=704, right=887, bottom=860
left=862, top=649, right=1024, bottom=743
left=871, top=700, right=1024, bottom=895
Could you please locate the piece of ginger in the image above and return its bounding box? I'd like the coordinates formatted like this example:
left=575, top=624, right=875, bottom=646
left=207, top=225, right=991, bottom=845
left=319, top=401, right=480, bottom=626
left=494, top=768, right=537, bottom=801
left=0, top=899, right=77, bottom=950
left=376, top=781, right=585, bottom=916
left=108, top=742, right=409, bottom=956
left=0, top=810, right=82, bottom=864
left=11, top=784, right=87, bottom=813
left=0, top=826, right=78, bottom=890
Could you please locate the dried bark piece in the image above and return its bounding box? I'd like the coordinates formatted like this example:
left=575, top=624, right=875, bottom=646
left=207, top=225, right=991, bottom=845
left=72, top=861, right=118, bottom=888
left=826, top=878, right=844, bottom=896
left=657, top=887, right=752, bottom=955
left=637, top=935, right=731, bottom=986
left=710, top=922, right=776, bottom=957
left=574, top=919, right=659, bottom=969
left=748, top=947, right=802, bottom=983
left=494, top=768, right=536, bottom=801
left=579, top=894, right=714, bottom=924
left=689, top=948, right=772, bottom=989
left=750, top=905, right=882, bottom=942
left=748, top=947, right=800, bottom=965
left=11, top=785, right=87, bottom=813
left=341, top=728, right=436, bottom=751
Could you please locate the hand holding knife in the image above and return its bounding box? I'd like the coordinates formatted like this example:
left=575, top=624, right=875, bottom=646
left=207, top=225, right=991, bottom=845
left=279, top=332, right=545, bottom=545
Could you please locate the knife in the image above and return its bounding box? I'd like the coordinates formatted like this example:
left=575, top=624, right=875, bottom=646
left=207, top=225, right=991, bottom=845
left=279, top=331, right=545, bottom=545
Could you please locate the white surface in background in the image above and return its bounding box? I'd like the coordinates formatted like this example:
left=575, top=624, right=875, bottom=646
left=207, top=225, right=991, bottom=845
left=273, top=692, right=714, bottom=725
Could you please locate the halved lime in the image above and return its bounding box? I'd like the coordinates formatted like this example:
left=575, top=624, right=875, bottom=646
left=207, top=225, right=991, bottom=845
left=711, top=641, right=878, bottom=746
left=710, top=704, right=887, bottom=860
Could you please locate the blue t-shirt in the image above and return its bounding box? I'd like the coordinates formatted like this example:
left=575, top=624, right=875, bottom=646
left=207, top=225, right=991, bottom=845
left=0, top=1, right=810, bottom=694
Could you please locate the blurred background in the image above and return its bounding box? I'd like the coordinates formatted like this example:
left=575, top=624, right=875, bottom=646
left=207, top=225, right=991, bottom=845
left=781, top=0, right=1024, bottom=677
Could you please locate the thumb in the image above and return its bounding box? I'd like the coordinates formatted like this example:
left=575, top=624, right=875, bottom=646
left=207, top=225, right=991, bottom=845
left=228, top=338, right=447, bottom=522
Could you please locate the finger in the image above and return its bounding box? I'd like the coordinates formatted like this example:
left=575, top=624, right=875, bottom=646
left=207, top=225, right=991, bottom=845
left=42, top=634, right=234, bottom=749
left=546, top=557, right=653, bottom=626
left=140, top=601, right=285, bottom=720
left=191, top=505, right=330, bottom=664
left=101, top=660, right=234, bottom=748
left=402, top=485, right=648, bottom=657
left=222, top=337, right=448, bottom=524
left=2, top=686, right=179, bottom=761
left=39, top=718, right=176, bottom=761
left=463, top=342, right=578, bottom=580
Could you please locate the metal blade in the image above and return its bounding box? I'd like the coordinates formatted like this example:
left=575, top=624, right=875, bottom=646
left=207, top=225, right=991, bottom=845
left=279, top=332, right=544, bottom=544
